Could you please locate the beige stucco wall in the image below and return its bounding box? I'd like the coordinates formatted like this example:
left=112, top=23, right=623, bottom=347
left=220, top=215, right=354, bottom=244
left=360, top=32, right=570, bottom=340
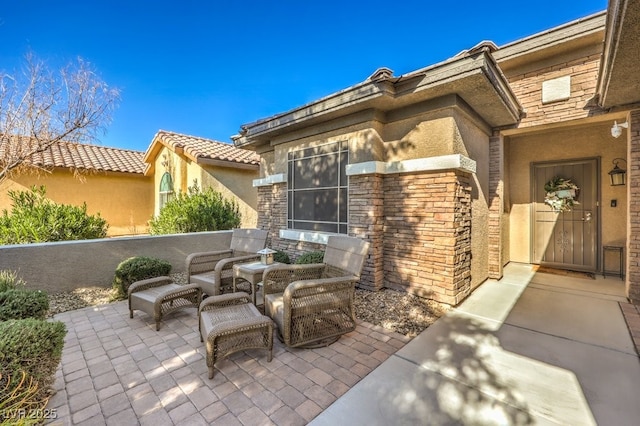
left=267, top=120, right=385, bottom=176
left=385, top=113, right=462, bottom=161
left=197, top=166, right=258, bottom=228
left=258, top=102, right=492, bottom=289
left=454, top=112, right=491, bottom=289
left=0, top=170, right=153, bottom=236
left=152, top=146, right=184, bottom=217
left=151, top=145, right=258, bottom=228
left=507, top=122, right=627, bottom=263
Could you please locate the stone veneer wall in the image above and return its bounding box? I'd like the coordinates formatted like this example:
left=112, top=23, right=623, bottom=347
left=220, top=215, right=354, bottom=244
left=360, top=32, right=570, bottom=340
left=505, top=53, right=602, bottom=128
left=488, top=134, right=505, bottom=279
left=256, top=169, right=473, bottom=305
left=627, top=110, right=640, bottom=304
left=256, top=185, right=274, bottom=243
left=348, top=174, right=385, bottom=291
left=382, top=170, right=472, bottom=305
left=257, top=183, right=325, bottom=260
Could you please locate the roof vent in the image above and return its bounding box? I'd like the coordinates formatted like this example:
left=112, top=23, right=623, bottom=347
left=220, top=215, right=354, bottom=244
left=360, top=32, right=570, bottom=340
left=368, top=67, right=394, bottom=82
left=455, top=40, right=498, bottom=57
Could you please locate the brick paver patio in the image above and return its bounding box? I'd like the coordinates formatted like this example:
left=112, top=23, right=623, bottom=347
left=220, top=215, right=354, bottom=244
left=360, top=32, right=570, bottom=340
left=46, top=300, right=410, bottom=425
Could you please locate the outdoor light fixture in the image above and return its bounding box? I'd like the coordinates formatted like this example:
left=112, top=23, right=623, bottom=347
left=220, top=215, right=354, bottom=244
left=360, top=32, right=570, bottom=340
left=611, top=121, right=629, bottom=138
left=608, top=158, right=627, bottom=186
left=257, top=248, right=277, bottom=265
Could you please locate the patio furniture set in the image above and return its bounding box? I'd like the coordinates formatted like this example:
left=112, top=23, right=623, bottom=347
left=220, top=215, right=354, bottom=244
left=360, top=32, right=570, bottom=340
left=128, top=229, right=370, bottom=379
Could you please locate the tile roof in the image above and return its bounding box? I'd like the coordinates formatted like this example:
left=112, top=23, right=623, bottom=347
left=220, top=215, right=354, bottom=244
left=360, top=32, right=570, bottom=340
left=23, top=141, right=145, bottom=174
left=153, top=130, right=260, bottom=166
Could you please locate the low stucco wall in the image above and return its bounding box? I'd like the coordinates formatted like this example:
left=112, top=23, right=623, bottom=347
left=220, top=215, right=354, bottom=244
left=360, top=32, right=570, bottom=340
left=0, top=231, right=233, bottom=293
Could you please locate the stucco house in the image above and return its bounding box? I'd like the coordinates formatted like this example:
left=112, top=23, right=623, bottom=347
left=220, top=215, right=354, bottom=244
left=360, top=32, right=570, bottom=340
left=142, top=130, right=260, bottom=228
left=233, top=3, right=640, bottom=306
left=0, top=142, right=153, bottom=236
left=1, top=131, right=261, bottom=236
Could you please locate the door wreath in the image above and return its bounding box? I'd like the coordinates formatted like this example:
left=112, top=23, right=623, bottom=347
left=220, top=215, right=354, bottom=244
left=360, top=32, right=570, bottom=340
left=544, top=177, right=580, bottom=212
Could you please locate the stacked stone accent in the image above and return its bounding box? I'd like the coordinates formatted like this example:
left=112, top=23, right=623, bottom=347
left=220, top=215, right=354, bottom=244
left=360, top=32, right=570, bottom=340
left=382, top=170, right=472, bottom=305
left=506, top=54, right=603, bottom=127
left=488, top=134, right=504, bottom=279
left=627, top=110, right=640, bottom=304
left=256, top=170, right=473, bottom=305
left=349, top=174, right=385, bottom=291
left=256, top=183, right=325, bottom=260
left=256, top=186, right=274, bottom=244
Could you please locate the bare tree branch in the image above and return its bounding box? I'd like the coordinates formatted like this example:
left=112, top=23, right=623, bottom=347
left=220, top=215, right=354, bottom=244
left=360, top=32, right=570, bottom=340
left=0, top=53, right=120, bottom=182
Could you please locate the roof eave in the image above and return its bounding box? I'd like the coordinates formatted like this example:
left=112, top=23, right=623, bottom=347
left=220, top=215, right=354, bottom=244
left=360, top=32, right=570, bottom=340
left=493, top=11, right=606, bottom=69
left=597, top=0, right=640, bottom=109
left=197, top=157, right=260, bottom=170
left=143, top=132, right=185, bottom=165
left=233, top=80, right=393, bottom=148
left=234, top=51, right=521, bottom=149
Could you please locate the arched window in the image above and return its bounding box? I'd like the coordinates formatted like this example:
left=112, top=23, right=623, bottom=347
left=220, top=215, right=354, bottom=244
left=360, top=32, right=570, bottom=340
left=159, top=172, right=174, bottom=210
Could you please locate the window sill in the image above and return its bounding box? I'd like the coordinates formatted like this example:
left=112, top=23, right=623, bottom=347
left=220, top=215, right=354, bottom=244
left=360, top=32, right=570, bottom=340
left=279, top=229, right=344, bottom=245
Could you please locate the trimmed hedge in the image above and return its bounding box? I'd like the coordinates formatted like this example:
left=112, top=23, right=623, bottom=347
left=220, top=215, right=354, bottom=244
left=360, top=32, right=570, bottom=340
left=295, top=251, right=325, bottom=264
left=0, top=319, right=66, bottom=395
left=113, top=256, right=172, bottom=298
left=0, top=289, right=49, bottom=321
left=274, top=250, right=291, bottom=264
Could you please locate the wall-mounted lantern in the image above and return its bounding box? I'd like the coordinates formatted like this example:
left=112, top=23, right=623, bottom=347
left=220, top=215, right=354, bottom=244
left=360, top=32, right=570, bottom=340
left=608, top=158, right=627, bottom=186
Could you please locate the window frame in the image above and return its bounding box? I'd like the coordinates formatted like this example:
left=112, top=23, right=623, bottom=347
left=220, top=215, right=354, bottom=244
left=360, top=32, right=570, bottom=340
left=159, top=171, right=174, bottom=210
left=286, top=141, right=349, bottom=234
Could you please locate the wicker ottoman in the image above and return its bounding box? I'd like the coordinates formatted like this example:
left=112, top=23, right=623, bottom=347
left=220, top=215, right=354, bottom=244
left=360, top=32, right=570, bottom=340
left=129, top=276, right=202, bottom=331
left=199, top=292, right=273, bottom=379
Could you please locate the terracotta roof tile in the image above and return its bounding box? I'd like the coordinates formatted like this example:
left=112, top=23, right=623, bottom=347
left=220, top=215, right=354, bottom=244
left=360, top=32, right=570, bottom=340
left=154, top=130, right=260, bottom=166
left=25, top=141, right=145, bottom=174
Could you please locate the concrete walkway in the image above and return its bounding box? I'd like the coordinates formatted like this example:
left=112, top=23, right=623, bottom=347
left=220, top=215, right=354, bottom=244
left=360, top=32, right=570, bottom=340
left=312, top=263, right=640, bottom=425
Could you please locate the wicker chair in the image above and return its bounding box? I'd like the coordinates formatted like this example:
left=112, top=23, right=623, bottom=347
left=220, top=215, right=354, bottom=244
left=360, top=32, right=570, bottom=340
left=262, top=235, right=370, bottom=348
left=186, top=228, right=268, bottom=296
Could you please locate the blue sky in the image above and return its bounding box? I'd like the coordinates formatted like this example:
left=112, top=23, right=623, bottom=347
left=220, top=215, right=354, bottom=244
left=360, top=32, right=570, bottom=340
left=1, top=0, right=606, bottom=152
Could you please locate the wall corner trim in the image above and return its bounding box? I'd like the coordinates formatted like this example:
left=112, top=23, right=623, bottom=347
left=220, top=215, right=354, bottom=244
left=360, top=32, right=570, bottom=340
left=253, top=173, right=287, bottom=187
left=345, top=154, right=477, bottom=176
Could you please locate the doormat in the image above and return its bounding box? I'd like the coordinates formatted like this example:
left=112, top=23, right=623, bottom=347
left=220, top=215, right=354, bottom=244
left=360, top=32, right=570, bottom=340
left=532, top=265, right=596, bottom=280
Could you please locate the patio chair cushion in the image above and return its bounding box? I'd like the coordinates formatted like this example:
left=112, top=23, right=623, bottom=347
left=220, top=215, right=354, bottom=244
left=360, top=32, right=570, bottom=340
left=264, top=292, right=285, bottom=332
left=190, top=269, right=234, bottom=295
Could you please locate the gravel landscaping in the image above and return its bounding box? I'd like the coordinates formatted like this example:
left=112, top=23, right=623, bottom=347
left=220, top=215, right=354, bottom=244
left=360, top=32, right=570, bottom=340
left=47, top=273, right=449, bottom=338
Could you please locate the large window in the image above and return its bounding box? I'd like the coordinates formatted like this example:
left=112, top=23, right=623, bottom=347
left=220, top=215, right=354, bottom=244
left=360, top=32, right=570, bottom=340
left=287, top=141, right=348, bottom=234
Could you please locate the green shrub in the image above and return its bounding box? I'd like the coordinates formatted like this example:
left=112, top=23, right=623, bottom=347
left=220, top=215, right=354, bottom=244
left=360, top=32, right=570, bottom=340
left=0, top=319, right=66, bottom=397
left=149, top=182, right=241, bottom=235
left=295, top=251, right=325, bottom=264
left=0, top=370, right=48, bottom=425
left=0, top=185, right=108, bottom=244
left=113, top=256, right=172, bottom=298
left=0, top=270, right=26, bottom=293
left=0, top=289, right=49, bottom=321
left=273, top=250, right=291, bottom=264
